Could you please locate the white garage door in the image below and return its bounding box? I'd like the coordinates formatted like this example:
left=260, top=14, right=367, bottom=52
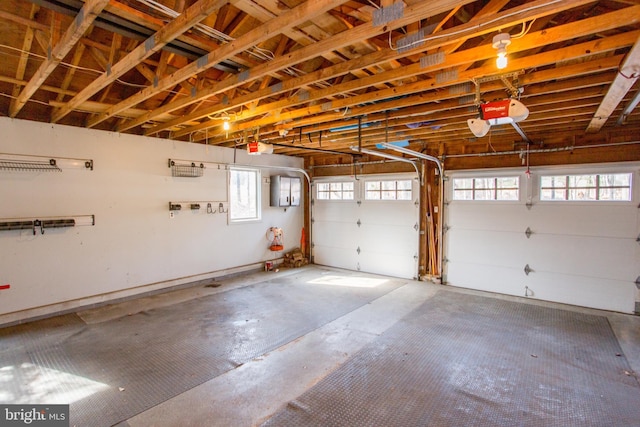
left=445, top=163, right=640, bottom=314
left=312, top=174, right=419, bottom=279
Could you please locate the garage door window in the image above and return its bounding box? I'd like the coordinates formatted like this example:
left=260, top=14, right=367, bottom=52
left=365, top=179, right=412, bottom=200
left=452, top=177, right=519, bottom=201
left=540, top=173, right=632, bottom=201
left=316, top=182, right=354, bottom=200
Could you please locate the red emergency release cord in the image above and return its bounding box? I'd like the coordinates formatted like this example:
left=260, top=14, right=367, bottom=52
left=0, top=284, right=10, bottom=290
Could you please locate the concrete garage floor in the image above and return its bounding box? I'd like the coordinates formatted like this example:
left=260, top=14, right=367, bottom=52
left=2, top=265, right=639, bottom=426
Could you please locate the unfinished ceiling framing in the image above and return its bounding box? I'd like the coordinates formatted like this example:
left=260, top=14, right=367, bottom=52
left=0, top=0, right=639, bottom=169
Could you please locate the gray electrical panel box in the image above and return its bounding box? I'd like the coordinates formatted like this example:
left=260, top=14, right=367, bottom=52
left=270, top=175, right=301, bottom=207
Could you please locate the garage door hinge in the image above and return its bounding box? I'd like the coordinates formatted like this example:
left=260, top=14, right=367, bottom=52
left=524, top=264, right=533, bottom=275
left=636, top=234, right=640, bottom=243
left=526, top=201, right=533, bottom=210
left=357, top=219, right=361, bottom=227
left=525, top=227, right=533, bottom=238
left=357, top=200, right=362, bottom=206
left=311, top=218, right=315, bottom=224
left=414, top=222, right=419, bottom=231
left=357, top=246, right=361, bottom=254
left=443, top=224, right=450, bottom=233
left=635, top=276, right=640, bottom=287
left=311, top=199, right=315, bottom=206
left=443, top=257, right=449, bottom=264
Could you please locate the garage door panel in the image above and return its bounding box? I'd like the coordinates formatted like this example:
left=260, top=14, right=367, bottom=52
left=359, top=250, right=416, bottom=279
left=527, top=204, right=636, bottom=238
left=313, top=202, right=359, bottom=221
left=526, top=234, right=637, bottom=281
left=525, top=272, right=635, bottom=313
left=314, top=246, right=357, bottom=271
left=359, top=224, right=416, bottom=248
left=448, top=203, right=528, bottom=232
left=446, top=261, right=526, bottom=296
left=360, top=202, right=418, bottom=225
left=312, top=221, right=358, bottom=249
left=448, top=229, right=528, bottom=268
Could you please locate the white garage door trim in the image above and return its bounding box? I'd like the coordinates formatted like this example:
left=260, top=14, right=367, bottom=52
left=444, top=162, right=640, bottom=314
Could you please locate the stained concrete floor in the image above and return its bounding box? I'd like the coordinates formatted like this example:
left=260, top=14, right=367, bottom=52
left=2, top=265, right=640, bottom=426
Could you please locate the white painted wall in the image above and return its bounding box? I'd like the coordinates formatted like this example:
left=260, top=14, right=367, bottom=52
left=445, top=163, right=640, bottom=314
left=0, top=117, right=304, bottom=324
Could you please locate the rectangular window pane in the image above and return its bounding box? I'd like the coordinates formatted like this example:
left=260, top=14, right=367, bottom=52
left=381, top=181, right=396, bottom=190
left=366, top=181, right=380, bottom=191
left=542, top=172, right=631, bottom=202
left=366, top=190, right=381, bottom=200
left=397, top=190, right=412, bottom=200
left=475, top=178, right=495, bottom=189
left=397, top=180, right=412, bottom=190
left=569, top=188, right=597, bottom=201
left=453, top=189, right=473, bottom=200
left=365, top=179, right=412, bottom=201
left=230, top=168, right=259, bottom=221
left=453, top=178, right=473, bottom=190
left=317, top=181, right=355, bottom=200
left=382, top=191, right=396, bottom=200
left=497, top=177, right=518, bottom=188
left=453, top=176, right=519, bottom=201
left=474, top=189, right=493, bottom=200
left=497, top=189, right=518, bottom=200
left=317, top=183, right=330, bottom=192
left=569, top=175, right=596, bottom=188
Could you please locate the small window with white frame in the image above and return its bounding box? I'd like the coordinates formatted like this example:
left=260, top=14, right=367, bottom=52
left=316, top=181, right=354, bottom=200
left=365, top=179, right=412, bottom=200
left=229, top=167, right=261, bottom=221
left=540, top=173, right=632, bottom=201
left=452, top=176, right=519, bottom=201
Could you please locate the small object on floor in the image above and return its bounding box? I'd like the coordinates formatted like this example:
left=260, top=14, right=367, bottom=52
left=205, top=282, right=222, bottom=288
left=282, top=247, right=309, bottom=268
left=118, top=387, right=125, bottom=392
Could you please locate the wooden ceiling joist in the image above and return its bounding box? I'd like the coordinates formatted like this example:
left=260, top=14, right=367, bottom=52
left=50, top=0, right=228, bottom=123
left=586, top=32, right=640, bottom=132
left=9, top=0, right=110, bottom=117
left=86, top=0, right=352, bottom=129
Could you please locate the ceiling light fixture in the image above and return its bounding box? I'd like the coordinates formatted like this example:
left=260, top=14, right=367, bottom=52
left=492, top=33, right=511, bottom=70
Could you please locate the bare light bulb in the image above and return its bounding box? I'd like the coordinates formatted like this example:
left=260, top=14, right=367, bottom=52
left=496, top=51, right=507, bottom=69
left=223, top=120, right=230, bottom=131
left=492, top=32, right=511, bottom=70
